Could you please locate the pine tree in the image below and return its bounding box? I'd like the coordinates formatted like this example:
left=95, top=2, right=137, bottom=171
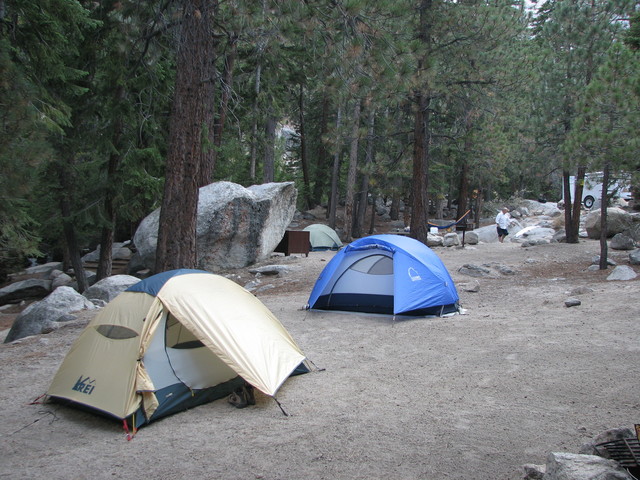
left=156, top=0, right=216, bottom=272
left=567, top=42, right=640, bottom=267
left=532, top=0, right=633, bottom=243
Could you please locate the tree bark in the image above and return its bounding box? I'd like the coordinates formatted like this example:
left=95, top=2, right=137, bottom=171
left=369, top=193, right=377, bottom=234
left=249, top=62, right=262, bottom=181
left=599, top=163, right=610, bottom=269
left=410, top=0, right=433, bottom=245
left=96, top=86, right=125, bottom=281
left=156, top=0, right=215, bottom=272
left=328, top=104, right=342, bottom=230
left=457, top=110, right=472, bottom=220
left=199, top=33, right=236, bottom=187
left=354, top=105, right=374, bottom=238
left=298, top=83, right=312, bottom=210
left=263, top=113, right=276, bottom=183
left=410, top=91, right=430, bottom=244
left=313, top=94, right=331, bottom=208
left=57, top=163, right=88, bottom=292
left=343, top=98, right=361, bottom=242
left=564, top=166, right=586, bottom=244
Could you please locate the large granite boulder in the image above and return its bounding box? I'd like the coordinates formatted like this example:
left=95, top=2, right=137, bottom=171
left=130, top=181, right=297, bottom=272
left=81, top=242, right=132, bottom=263
left=4, top=286, right=96, bottom=343
left=82, top=275, right=140, bottom=303
left=474, top=218, right=523, bottom=243
left=519, top=200, right=563, bottom=217
left=543, top=452, right=634, bottom=480
left=0, top=278, right=52, bottom=305
left=584, top=208, right=633, bottom=239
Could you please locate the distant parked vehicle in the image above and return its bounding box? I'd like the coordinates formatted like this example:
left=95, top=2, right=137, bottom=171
left=565, top=172, right=632, bottom=209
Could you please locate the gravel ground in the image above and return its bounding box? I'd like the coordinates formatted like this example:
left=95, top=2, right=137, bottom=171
left=1, top=237, right=639, bottom=480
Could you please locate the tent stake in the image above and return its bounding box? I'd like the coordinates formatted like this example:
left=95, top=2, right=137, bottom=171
left=273, top=397, right=289, bottom=416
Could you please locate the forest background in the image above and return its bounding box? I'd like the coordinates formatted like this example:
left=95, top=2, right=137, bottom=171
left=1, top=0, right=639, bottom=289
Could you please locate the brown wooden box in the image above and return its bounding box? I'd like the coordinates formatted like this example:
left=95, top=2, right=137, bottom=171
left=274, top=230, right=310, bottom=257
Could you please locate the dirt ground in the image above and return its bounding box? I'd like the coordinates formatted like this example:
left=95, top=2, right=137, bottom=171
left=1, top=237, right=639, bottom=480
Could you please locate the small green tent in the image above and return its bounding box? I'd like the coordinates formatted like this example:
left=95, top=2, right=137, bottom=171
left=303, top=224, right=343, bottom=251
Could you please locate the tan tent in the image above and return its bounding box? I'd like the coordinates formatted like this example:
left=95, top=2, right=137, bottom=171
left=47, top=269, right=308, bottom=429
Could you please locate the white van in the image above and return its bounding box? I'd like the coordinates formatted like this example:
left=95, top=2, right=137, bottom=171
left=567, top=172, right=632, bottom=209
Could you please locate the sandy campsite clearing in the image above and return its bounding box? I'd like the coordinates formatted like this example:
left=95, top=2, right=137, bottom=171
left=1, top=238, right=639, bottom=480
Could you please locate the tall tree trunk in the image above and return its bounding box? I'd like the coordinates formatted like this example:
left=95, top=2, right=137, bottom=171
left=563, top=170, right=574, bottom=240
left=457, top=109, right=472, bottom=220
left=298, top=83, right=312, bottom=210
left=57, top=163, right=88, bottom=292
left=353, top=105, right=375, bottom=238
left=96, top=86, right=125, bottom=281
left=343, top=98, right=361, bottom=242
left=156, top=0, right=215, bottom=272
left=313, top=94, right=331, bottom=208
left=457, top=158, right=469, bottom=221
left=564, top=166, right=586, bottom=243
left=570, top=166, right=586, bottom=241
left=95, top=173, right=116, bottom=280
left=599, top=163, right=611, bottom=269
left=474, top=188, right=483, bottom=227
left=199, top=33, right=237, bottom=187
left=411, top=92, right=430, bottom=243
left=369, top=193, right=377, bottom=234
left=328, top=104, right=342, bottom=229
left=411, top=0, right=433, bottom=244
left=263, top=112, right=276, bottom=183
left=390, top=174, right=403, bottom=222
left=249, top=62, right=262, bottom=181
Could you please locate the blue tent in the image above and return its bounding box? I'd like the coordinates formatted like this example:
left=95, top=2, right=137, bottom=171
left=307, top=234, right=459, bottom=316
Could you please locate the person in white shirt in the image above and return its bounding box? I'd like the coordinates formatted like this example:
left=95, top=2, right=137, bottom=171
left=495, top=207, right=510, bottom=243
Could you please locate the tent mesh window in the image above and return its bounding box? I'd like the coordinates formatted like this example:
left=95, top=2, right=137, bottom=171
left=95, top=325, right=139, bottom=340
left=165, top=315, right=204, bottom=349
left=351, top=254, right=393, bottom=275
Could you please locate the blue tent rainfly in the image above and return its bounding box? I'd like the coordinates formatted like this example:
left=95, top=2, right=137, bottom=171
left=307, top=234, right=459, bottom=316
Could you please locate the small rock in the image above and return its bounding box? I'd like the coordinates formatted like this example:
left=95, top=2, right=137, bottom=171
left=248, top=265, right=294, bottom=276
left=495, top=265, right=517, bottom=275
left=592, top=255, right=616, bottom=266
left=610, top=233, right=636, bottom=251
left=569, top=286, right=594, bottom=296
left=458, top=264, right=492, bottom=277
left=565, top=298, right=581, bottom=307
left=244, top=280, right=261, bottom=291
left=460, top=281, right=480, bottom=293
left=522, top=463, right=545, bottom=480
left=606, top=265, right=638, bottom=281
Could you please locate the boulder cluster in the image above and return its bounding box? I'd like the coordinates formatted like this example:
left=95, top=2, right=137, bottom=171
left=1, top=181, right=298, bottom=343
left=522, top=426, right=639, bottom=480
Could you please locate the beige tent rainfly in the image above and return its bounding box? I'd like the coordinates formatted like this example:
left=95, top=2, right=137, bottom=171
left=47, top=269, right=309, bottom=431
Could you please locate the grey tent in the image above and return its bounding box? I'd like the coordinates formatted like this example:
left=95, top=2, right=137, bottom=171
left=303, top=224, right=343, bottom=251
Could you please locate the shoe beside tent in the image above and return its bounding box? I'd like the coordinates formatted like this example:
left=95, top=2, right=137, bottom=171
left=307, top=234, right=459, bottom=316
left=47, top=269, right=308, bottom=429
left=303, top=224, right=343, bottom=251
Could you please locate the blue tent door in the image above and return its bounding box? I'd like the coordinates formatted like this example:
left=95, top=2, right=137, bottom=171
left=319, top=253, right=395, bottom=314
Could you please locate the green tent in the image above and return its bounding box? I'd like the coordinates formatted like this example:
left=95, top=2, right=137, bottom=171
left=303, top=224, right=343, bottom=251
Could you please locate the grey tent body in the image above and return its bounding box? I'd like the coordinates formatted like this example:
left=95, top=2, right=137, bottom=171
left=303, top=224, right=343, bottom=251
